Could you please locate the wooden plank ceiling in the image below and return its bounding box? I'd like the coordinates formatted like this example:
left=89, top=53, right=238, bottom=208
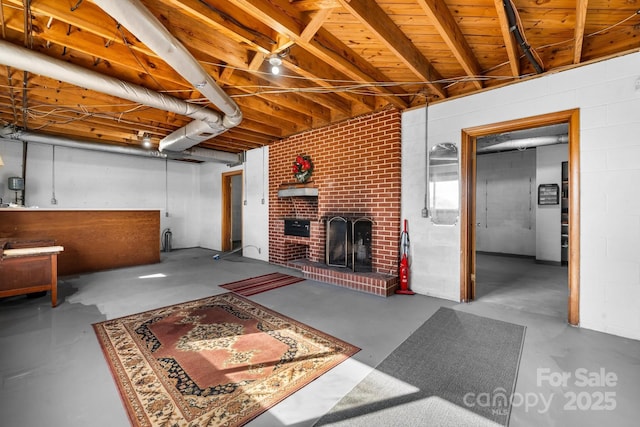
left=0, top=0, right=638, bottom=155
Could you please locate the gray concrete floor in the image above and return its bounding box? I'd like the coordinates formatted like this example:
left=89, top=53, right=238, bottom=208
left=0, top=248, right=638, bottom=426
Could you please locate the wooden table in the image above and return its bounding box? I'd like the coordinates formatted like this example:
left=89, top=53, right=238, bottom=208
left=0, top=244, right=64, bottom=307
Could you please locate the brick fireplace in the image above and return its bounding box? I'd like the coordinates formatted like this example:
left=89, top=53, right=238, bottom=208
left=269, top=109, right=401, bottom=296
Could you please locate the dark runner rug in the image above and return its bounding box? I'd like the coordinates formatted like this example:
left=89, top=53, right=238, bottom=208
left=316, top=307, right=526, bottom=426
left=94, top=292, right=359, bottom=427
left=220, top=272, right=305, bottom=296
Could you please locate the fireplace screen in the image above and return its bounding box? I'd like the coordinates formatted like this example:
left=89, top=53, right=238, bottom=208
left=326, top=216, right=373, bottom=272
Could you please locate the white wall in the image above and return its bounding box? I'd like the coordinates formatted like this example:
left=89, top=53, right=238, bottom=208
left=3, top=53, right=638, bottom=340
left=476, top=149, right=536, bottom=256
left=231, top=174, right=242, bottom=241
left=401, top=108, right=460, bottom=300
left=198, top=161, right=235, bottom=251
left=242, top=147, right=269, bottom=262
left=536, top=144, right=568, bottom=262
left=402, top=51, right=640, bottom=340
left=0, top=139, right=201, bottom=249
left=197, top=146, right=269, bottom=262
left=0, top=138, right=269, bottom=260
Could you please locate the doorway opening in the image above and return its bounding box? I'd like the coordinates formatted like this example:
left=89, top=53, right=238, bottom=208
left=460, top=109, right=580, bottom=325
left=222, top=170, right=243, bottom=252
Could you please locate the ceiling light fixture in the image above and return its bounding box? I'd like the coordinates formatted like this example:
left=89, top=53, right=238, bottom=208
left=268, top=55, right=282, bottom=75
left=141, top=133, right=152, bottom=148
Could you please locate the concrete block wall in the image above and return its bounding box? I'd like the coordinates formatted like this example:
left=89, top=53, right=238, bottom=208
left=402, top=51, right=640, bottom=340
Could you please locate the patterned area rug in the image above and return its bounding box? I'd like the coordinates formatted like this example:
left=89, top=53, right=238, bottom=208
left=93, top=292, right=359, bottom=427
left=219, top=272, right=305, bottom=296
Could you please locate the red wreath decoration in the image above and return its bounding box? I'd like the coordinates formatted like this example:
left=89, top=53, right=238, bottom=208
left=292, top=154, right=314, bottom=183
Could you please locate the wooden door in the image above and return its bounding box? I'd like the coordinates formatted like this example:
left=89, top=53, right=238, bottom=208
left=221, top=170, right=243, bottom=252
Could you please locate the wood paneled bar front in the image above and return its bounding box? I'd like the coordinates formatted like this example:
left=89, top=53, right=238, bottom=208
left=0, top=209, right=160, bottom=276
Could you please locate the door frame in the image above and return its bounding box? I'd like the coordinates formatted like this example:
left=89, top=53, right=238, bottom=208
left=460, top=109, right=580, bottom=325
left=221, top=170, right=243, bottom=252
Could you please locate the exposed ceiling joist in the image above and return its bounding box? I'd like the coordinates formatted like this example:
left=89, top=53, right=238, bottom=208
left=0, top=0, right=635, bottom=156
left=493, top=0, right=521, bottom=77
left=573, top=0, right=589, bottom=64
left=338, top=0, right=447, bottom=99
left=416, top=0, right=483, bottom=90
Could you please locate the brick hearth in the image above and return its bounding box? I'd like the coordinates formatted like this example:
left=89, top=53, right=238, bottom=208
left=287, top=259, right=399, bottom=297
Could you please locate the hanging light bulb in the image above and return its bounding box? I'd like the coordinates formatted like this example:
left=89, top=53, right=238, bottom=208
left=268, top=55, right=282, bottom=75
left=142, top=133, right=152, bottom=148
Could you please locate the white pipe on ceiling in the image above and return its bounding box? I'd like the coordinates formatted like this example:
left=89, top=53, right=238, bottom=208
left=1, top=128, right=239, bottom=164
left=2, top=130, right=166, bottom=159
left=0, top=40, right=223, bottom=128
left=92, top=0, right=243, bottom=152
left=476, top=135, right=568, bottom=154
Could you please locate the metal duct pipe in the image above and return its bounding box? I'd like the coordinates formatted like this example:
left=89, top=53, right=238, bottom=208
left=1, top=127, right=240, bottom=164
left=93, top=0, right=243, bottom=151
left=477, top=135, right=568, bottom=154
left=171, top=146, right=240, bottom=164
left=2, top=129, right=166, bottom=159
left=0, top=40, right=223, bottom=128
left=159, top=119, right=220, bottom=152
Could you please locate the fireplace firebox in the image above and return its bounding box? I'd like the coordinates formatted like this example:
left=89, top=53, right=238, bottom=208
left=326, top=216, right=373, bottom=272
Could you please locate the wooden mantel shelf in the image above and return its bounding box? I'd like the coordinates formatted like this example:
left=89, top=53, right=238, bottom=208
left=278, top=182, right=318, bottom=198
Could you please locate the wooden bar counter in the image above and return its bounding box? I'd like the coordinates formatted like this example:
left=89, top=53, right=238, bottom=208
left=0, top=209, right=160, bottom=276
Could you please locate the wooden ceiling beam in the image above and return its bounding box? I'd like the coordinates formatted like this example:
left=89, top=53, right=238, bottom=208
left=199, top=125, right=275, bottom=152
left=0, top=12, right=191, bottom=88
left=200, top=138, right=261, bottom=152
left=230, top=96, right=308, bottom=134
left=281, top=44, right=368, bottom=113
left=3, top=0, right=154, bottom=55
left=338, top=0, right=448, bottom=98
left=416, top=0, right=483, bottom=90
left=299, top=7, right=333, bottom=42
left=147, top=1, right=354, bottom=124
left=232, top=0, right=408, bottom=109
left=201, top=11, right=365, bottom=116
left=6, top=73, right=189, bottom=124
left=23, top=117, right=147, bottom=143
left=223, top=70, right=336, bottom=124
left=493, top=0, right=520, bottom=77
left=308, top=28, right=405, bottom=107
left=234, top=116, right=282, bottom=138
left=153, top=0, right=276, bottom=53
left=291, top=0, right=341, bottom=12
left=215, top=129, right=272, bottom=146
left=0, top=95, right=173, bottom=138
left=573, top=0, right=589, bottom=64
